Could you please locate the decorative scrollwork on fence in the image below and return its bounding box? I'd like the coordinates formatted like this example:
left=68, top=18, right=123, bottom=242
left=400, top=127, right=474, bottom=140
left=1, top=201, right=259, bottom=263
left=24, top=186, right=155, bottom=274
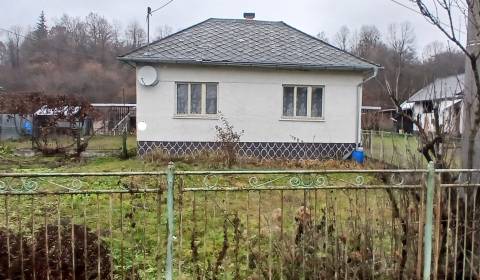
left=289, top=175, right=328, bottom=188
left=354, top=175, right=365, bottom=186
left=43, top=178, right=85, bottom=191
left=0, top=177, right=88, bottom=193
left=336, top=175, right=366, bottom=187
left=0, top=178, right=39, bottom=193
left=22, top=179, right=39, bottom=192
left=70, top=179, right=83, bottom=190
left=248, top=175, right=289, bottom=188
left=203, top=174, right=220, bottom=189
left=390, top=173, right=405, bottom=186
left=0, top=180, right=7, bottom=192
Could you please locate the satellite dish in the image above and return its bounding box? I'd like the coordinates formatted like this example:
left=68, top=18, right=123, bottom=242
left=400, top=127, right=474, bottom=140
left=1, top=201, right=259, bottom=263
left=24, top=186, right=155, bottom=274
left=138, top=66, right=158, bottom=86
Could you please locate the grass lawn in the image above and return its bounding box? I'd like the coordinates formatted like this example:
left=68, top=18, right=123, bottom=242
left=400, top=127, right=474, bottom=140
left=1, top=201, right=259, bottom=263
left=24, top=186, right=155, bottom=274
left=363, top=130, right=462, bottom=168
left=0, top=135, right=136, bottom=151
left=363, top=131, right=425, bottom=168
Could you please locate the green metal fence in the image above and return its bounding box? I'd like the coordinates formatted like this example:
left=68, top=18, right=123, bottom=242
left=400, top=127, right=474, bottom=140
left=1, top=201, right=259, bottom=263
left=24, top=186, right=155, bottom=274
left=0, top=164, right=479, bottom=279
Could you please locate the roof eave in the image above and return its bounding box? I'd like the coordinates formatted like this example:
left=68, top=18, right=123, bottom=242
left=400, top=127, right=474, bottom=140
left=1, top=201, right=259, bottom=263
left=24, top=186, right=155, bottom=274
left=117, top=57, right=376, bottom=71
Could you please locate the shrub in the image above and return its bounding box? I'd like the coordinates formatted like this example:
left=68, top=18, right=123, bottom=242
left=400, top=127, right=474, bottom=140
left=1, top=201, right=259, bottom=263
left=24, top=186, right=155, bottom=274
left=215, top=114, right=244, bottom=168
left=0, top=224, right=112, bottom=279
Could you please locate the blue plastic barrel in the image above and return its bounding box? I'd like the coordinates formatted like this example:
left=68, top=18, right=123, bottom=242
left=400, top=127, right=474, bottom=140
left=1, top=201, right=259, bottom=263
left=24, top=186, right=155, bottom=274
left=22, top=119, right=33, bottom=135
left=352, top=148, right=365, bottom=164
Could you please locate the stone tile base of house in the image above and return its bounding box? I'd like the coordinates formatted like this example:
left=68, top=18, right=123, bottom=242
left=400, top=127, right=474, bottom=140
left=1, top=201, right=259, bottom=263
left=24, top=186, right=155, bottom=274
left=137, top=141, right=355, bottom=160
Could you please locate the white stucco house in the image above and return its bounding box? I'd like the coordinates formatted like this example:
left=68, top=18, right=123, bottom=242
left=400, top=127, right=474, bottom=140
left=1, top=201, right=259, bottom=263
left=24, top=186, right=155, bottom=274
left=401, top=74, right=464, bottom=135
left=119, top=16, right=379, bottom=159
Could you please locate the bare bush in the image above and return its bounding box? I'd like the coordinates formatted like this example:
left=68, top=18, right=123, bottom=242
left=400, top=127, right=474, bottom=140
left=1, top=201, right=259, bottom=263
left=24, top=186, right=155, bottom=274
left=0, top=92, right=96, bottom=156
left=215, top=114, right=244, bottom=168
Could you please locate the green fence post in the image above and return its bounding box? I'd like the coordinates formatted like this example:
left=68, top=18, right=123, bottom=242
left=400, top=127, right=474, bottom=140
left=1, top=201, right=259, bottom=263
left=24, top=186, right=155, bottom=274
left=423, top=161, right=435, bottom=280
left=166, top=162, right=175, bottom=280
left=370, top=130, right=374, bottom=158
left=380, top=131, right=384, bottom=162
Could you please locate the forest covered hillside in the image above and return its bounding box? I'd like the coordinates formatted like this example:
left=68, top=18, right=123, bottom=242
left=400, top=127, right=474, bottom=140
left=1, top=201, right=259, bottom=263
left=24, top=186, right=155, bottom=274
left=0, top=12, right=465, bottom=106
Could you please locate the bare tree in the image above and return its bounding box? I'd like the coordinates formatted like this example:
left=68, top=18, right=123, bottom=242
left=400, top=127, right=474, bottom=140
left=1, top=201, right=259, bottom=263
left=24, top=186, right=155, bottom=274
left=399, top=1, right=480, bottom=278
left=0, top=41, right=6, bottom=64
left=111, top=20, right=124, bottom=50
left=384, top=22, right=417, bottom=102
left=422, top=40, right=446, bottom=60
left=69, top=17, right=89, bottom=52
left=387, top=22, right=416, bottom=56
left=354, top=25, right=381, bottom=57
left=413, top=0, right=480, bottom=169
left=6, top=26, right=22, bottom=68
left=333, top=25, right=350, bottom=50
left=125, top=21, right=146, bottom=48
left=315, top=31, right=329, bottom=43
left=85, top=13, right=112, bottom=62
left=0, top=92, right=97, bottom=156
left=154, top=25, right=173, bottom=40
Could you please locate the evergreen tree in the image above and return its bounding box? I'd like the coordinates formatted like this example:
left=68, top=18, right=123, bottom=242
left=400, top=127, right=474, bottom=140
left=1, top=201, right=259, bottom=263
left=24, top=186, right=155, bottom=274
left=34, top=11, right=48, bottom=41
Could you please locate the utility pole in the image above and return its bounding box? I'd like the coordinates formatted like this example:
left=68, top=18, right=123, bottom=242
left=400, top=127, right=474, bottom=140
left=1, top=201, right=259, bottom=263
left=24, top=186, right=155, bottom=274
left=147, top=7, right=151, bottom=45
left=145, top=0, right=174, bottom=48
left=462, top=2, right=480, bottom=172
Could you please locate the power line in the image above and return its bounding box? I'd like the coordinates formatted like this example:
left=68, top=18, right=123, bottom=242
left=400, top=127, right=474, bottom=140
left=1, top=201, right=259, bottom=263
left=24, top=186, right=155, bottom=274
left=388, top=0, right=424, bottom=15
left=151, top=0, right=175, bottom=14
left=147, top=0, right=176, bottom=45
left=386, top=0, right=466, bottom=35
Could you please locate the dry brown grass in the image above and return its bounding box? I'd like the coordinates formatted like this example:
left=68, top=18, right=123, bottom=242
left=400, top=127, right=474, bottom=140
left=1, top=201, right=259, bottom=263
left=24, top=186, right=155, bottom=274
left=142, top=148, right=383, bottom=170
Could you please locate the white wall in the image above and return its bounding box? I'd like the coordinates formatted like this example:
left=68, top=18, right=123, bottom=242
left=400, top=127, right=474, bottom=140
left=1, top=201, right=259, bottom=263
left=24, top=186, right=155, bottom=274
left=136, top=64, right=363, bottom=143
left=412, top=100, right=463, bottom=134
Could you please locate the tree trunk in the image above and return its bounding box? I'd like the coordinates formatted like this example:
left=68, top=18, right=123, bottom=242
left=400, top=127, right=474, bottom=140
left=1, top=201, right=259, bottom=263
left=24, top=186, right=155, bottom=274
left=456, top=3, right=480, bottom=279
left=461, top=2, right=480, bottom=176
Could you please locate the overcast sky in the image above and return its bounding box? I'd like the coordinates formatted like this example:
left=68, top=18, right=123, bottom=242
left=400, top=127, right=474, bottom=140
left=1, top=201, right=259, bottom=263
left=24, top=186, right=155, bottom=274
left=0, top=0, right=467, bottom=52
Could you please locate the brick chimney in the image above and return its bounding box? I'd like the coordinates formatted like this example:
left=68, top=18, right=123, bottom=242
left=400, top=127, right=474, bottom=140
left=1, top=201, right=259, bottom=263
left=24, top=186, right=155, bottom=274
left=243, top=12, right=255, bottom=20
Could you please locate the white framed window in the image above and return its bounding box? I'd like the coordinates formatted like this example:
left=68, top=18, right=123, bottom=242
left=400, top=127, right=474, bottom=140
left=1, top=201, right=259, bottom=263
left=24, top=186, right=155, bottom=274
left=282, top=85, right=324, bottom=119
left=175, top=82, right=218, bottom=116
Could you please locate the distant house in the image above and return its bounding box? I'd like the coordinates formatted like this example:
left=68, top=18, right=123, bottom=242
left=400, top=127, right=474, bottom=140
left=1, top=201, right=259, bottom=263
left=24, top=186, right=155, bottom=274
left=119, top=15, right=379, bottom=159
left=401, top=74, right=464, bottom=135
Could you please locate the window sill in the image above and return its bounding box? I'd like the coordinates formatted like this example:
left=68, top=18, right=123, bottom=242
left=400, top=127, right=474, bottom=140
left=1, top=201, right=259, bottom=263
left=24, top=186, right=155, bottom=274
left=173, top=114, right=219, bottom=120
left=279, top=117, right=325, bottom=122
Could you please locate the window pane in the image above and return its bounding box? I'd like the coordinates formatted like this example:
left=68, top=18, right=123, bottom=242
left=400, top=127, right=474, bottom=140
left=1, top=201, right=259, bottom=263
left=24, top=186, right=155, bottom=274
left=296, top=87, right=308, bottom=116
left=311, top=87, right=323, bottom=117
left=176, top=84, right=188, bottom=114
left=190, top=84, right=202, bottom=114
left=206, top=84, right=217, bottom=114
left=283, top=87, right=294, bottom=116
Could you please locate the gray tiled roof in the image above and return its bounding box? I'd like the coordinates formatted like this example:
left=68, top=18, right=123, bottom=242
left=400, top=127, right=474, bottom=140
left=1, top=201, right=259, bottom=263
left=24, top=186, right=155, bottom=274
left=119, top=18, right=379, bottom=71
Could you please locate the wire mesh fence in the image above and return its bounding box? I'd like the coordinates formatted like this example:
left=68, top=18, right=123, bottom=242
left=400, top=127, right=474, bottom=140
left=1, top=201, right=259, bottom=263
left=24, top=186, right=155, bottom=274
left=0, top=167, right=478, bottom=279
left=361, top=130, right=462, bottom=168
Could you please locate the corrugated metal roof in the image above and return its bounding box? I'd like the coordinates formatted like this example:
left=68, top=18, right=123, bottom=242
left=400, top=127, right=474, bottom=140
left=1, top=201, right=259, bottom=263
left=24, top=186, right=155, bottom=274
left=119, top=18, right=379, bottom=71
left=34, top=105, right=80, bottom=116
left=407, top=74, right=464, bottom=102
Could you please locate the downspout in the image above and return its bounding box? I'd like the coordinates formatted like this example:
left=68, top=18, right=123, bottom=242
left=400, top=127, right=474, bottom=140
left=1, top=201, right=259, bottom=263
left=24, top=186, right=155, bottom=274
left=355, top=67, right=379, bottom=148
